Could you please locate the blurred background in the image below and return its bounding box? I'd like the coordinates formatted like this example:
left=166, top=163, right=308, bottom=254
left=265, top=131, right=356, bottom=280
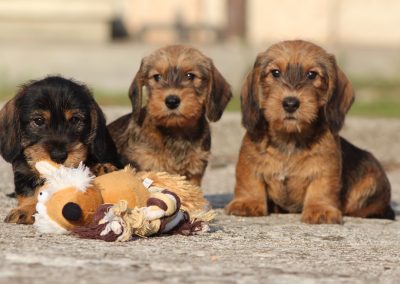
left=0, top=0, right=399, bottom=117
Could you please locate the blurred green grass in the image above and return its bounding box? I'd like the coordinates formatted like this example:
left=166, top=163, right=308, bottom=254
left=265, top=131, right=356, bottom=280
left=348, top=77, right=400, bottom=117
left=1, top=77, right=400, bottom=118
left=93, top=89, right=130, bottom=105
left=0, top=84, right=131, bottom=106
left=227, top=96, right=400, bottom=117
left=226, top=76, right=400, bottom=117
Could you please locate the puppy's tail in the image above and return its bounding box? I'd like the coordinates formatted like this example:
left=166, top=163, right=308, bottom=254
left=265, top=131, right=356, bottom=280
left=367, top=206, right=396, bottom=220
left=382, top=206, right=396, bottom=220
left=6, top=192, right=16, bottom=198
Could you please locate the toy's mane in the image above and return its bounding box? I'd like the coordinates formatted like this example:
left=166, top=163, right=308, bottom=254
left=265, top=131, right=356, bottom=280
left=40, top=162, right=94, bottom=193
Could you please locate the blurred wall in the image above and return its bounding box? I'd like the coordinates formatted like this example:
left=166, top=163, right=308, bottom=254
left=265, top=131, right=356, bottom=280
left=1, top=0, right=400, bottom=47
left=120, top=0, right=400, bottom=47
left=0, top=0, right=114, bottom=42
left=121, top=0, right=227, bottom=42
left=247, top=0, right=400, bottom=46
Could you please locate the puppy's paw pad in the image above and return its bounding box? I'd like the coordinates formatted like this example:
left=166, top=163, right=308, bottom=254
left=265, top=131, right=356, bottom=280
left=225, top=199, right=266, bottom=217
left=90, top=163, right=118, bottom=176
left=301, top=206, right=343, bottom=224
left=4, top=208, right=35, bottom=224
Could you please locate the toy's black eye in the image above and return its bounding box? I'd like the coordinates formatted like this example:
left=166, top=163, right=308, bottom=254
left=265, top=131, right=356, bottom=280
left=185, top=73, right=195, bottom=80
left=69, top=116, right=81, bottom=125
left=39, top=192, right=42, bottom=195
left=271, top=69, right=281, bottom=78
left=153, top=74, right=161, bottom=82
left=33, top=117, right=45, bottom=126
left=306, top=71, right=318, bottom=80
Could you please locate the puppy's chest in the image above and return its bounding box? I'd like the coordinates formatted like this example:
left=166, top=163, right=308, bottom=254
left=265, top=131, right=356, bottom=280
left=134, top=135, right=209, bottom=175
left=257, top=148, right=318, bottom=212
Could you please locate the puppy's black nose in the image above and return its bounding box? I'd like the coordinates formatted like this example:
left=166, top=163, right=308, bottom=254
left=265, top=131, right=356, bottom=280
left=50, top=147, right=68, bottom=163
left=165, top=95, right=181, bottom=109
left=282, top=96, right=300, bottom=113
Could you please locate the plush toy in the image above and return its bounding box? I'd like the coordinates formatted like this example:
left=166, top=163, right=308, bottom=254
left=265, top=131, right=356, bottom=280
left=34, top=161, right=214, bottom=241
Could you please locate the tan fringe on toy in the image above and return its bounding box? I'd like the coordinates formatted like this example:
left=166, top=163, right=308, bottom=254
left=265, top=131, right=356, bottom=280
left=136, top=171, right=210, bottom=215
left=109, top=201, right=215, bottom=242
left=112, top=200, right=160, bottom=241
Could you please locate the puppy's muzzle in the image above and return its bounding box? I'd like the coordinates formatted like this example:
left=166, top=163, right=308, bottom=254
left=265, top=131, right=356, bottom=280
left=165, top=95, right=181, bottom=110
left=50, top=145, right=68, bottom=163
left=282, top=96, right=300, bottom=113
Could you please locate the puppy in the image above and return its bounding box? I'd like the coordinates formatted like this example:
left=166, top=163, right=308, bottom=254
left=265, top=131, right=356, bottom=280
left=225, top=40, right=394, bottom=223
left=108, top=45, right=232, bottom=185
left=0, top=76, right=121, bottom=224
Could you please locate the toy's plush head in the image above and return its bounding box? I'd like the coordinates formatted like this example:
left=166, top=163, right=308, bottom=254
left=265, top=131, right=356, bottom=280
left=34, top=161, right=103, bottom=233
left=34, top=161, right=151, bottom=234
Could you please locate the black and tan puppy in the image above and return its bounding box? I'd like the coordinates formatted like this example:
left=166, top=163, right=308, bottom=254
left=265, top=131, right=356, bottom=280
left=0, top=76, right=121, bottom=224
left=108, top=45, right=232, bottom=185
left=225, top=40, right=394, bottom=223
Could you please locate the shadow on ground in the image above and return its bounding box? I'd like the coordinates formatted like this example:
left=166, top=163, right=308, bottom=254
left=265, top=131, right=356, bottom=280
left=205, top=193, right=233, bottom=209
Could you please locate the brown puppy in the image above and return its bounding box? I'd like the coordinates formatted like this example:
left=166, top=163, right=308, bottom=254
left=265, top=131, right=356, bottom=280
left=0, top=76, right=121, bottom=224
left=225, top=40, right=394, bottom=223
left=108, top=45, right=232, bottom=185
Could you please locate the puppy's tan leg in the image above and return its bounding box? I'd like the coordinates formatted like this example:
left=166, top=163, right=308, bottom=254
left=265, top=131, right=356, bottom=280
left=4, top=195, right=37, bottom=224
left=301, top=177, right=342, bottom=224
left=225, top=144, right=267, bottom=216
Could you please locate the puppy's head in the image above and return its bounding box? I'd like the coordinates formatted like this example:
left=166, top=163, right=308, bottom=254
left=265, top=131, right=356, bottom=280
left=128, top=45, right=232, bottom=128
left=241, top=40, right=354, bottom=136
left=0, top=76, right=112, bottom=169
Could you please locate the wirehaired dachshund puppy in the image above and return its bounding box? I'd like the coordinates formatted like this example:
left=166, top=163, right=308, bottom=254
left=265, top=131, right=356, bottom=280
left=108, top=45, right=232, bottom=185
left=0, top=76, right=121, bottom=224
left=225, top=40, right=394, bottom=223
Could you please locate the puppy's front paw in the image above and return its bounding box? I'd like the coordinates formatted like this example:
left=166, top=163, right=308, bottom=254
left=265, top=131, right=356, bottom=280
left=301, top=205, right=343, bottom=224
left=90, top=163, right=118, bottom=176
left=225, top=198, right=267, bottom=216
left=4, top=206, right=36, bottom=224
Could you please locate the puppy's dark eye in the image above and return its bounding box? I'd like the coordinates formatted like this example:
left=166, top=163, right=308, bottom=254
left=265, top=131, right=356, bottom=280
left=185, top=73, right=195, bottom=81
left=69, top=116, right=81, bottom=125
left=306, top=71, right=318, bottom=80
left=33, top=117, right=45, bottom=126
left=271, top=69, right=281, bottom=78
left=153, top=74, right=161, bottom=82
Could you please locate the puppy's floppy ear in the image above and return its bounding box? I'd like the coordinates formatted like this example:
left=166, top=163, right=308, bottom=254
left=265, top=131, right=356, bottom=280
left=205, top=61, right=232, bottom=122
left=325, top=59, right=355, bottom=133
left=88, top=99, right=121, bottom=167
left=128, top=60, right=145, bottom=123
left=241, top=55, right=266, bottom=134
left=0, top=93, right=22, bottom=162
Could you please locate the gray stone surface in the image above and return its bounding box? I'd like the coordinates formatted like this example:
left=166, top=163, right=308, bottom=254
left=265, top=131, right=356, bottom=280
left=0, top=108, right=399, bottom=284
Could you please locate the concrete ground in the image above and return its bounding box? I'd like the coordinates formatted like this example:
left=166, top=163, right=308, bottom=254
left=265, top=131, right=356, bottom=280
left=0, top=108, right=399, bottom=284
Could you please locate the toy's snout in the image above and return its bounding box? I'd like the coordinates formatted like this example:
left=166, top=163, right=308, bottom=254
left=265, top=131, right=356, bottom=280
left=62, top=202, right=83, bottom=221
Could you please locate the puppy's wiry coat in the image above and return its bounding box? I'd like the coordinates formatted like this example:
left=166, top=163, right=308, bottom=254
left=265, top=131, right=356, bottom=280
left=225, top=40, right=394, bottom=223
left=108, top=45, right=232, bottom=185
left=0, top=76, right=121, bottom=224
